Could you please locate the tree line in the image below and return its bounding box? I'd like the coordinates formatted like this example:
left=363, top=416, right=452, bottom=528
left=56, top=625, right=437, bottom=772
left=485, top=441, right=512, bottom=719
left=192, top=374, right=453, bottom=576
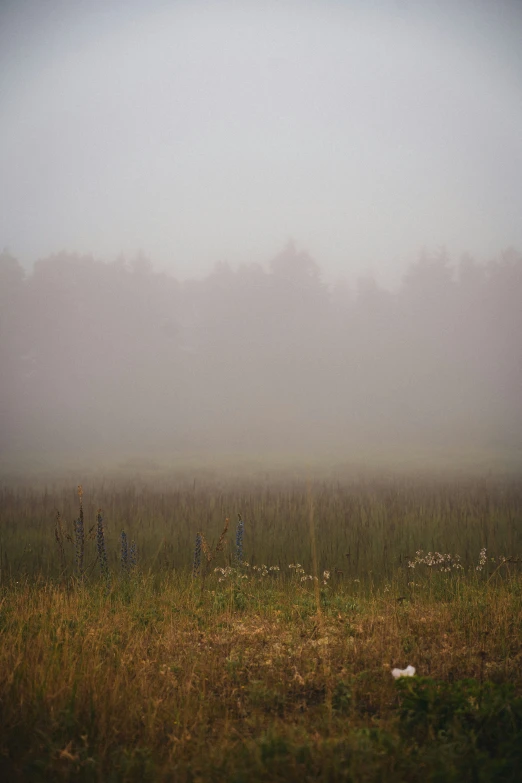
left=1, top=243, right=521, bottom=457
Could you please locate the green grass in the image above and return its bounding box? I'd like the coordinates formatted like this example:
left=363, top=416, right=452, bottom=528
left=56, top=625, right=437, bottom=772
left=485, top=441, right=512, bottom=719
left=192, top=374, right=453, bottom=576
left=0, top=473, right=521, bottom=781
left=1, top=473, right=520, bottom=582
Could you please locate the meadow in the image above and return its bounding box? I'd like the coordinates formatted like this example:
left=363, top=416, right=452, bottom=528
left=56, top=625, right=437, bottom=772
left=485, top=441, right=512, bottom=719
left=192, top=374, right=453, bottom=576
left=0, top=469, right=521, bottom=781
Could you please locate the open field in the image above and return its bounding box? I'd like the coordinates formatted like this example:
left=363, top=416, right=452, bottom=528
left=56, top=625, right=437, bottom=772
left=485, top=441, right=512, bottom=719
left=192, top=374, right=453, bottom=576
left=1, top=471, right=521, bottom=781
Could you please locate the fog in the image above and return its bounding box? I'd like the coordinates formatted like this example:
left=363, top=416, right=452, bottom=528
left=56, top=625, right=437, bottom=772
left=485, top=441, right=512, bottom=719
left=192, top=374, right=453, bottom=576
left=1, top=1, right=522, bottom=471
left=1, top=244, right=521, bottom=469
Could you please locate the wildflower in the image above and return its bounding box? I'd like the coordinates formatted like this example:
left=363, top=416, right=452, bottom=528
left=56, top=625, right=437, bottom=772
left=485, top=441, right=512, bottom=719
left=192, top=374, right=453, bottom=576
left=74, top=484, right=85, bottom=577
left=215, top=518, right=229, bottom=555
left=476, top=547, right=487, bottom=571
left=408, top=550, right=463, bottom=572
left=214, top=566, right=233, bottom=578
left=74, top=515, right=85, bottom=577
left=391, top=665, right=416, bottom=679
left=235, top=514, right=244, bottom=564
left=193, top=533, right=202, bottom=577
left=120, top=530, right=129, bottom=572
left=96, top=510, right=111, bottom=589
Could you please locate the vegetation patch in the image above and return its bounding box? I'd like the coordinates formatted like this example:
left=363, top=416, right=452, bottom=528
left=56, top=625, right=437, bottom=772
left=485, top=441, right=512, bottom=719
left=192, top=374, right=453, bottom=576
left=0, top=476, right=520, bottom=781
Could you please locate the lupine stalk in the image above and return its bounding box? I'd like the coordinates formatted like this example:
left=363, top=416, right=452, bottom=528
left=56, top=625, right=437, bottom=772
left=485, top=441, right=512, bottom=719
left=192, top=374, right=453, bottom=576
left=193, top=533, right=202, bottom=577
left=96, top=510, right=110, bottom=589
left=120, top=530, right=129, bottom=573
left=235, top=514, right=244, bottom=564
left=75, top=485, right=85, bottom=578
left=74, top=516, right=85, bottom=577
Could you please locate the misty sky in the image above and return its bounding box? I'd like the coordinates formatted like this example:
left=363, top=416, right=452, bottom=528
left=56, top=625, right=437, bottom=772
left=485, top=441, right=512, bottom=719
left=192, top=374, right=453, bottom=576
left=1, top=0, right=522, bottom=285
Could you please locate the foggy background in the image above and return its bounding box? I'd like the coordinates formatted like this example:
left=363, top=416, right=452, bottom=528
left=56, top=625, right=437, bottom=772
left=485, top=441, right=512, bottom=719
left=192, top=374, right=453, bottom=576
left=1, top=245, right=521, bottom=463
left=1, top=0, right=522, bottom=467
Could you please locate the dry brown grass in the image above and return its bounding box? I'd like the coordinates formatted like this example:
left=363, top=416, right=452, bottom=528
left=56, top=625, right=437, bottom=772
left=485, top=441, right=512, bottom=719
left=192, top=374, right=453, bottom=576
left=1, top=473, right=521, bottom=780
left=1, top=571, right=521, bottom=781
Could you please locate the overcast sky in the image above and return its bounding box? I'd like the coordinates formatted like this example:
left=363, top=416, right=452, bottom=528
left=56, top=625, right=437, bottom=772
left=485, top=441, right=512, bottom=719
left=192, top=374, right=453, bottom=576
left=1, top=0, right=521, bottom=285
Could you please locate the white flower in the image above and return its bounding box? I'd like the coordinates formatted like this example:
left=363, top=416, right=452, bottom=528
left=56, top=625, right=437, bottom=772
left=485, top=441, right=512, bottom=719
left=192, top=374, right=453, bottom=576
left=391, top=665, right=416, bottom=679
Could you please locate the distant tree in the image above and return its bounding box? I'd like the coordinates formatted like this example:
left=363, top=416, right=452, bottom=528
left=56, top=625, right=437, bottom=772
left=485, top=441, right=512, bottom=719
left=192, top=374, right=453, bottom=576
left=401, top=247, right=454, bottom=304
left=269, top=240, right=320, bottom=286
left=0, top=250, right=26, bottom=447
left=457, top=252, right=484, bottom=290
left=0, top=249, right=24, bottom=309
left=129, top=250, right=154, bottom=277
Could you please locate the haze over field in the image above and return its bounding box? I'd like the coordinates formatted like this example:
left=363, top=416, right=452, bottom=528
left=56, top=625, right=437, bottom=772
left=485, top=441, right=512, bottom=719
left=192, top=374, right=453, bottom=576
left=1, top=0, right=522, bottom=470
left=1, top=244, right=521, bottom=468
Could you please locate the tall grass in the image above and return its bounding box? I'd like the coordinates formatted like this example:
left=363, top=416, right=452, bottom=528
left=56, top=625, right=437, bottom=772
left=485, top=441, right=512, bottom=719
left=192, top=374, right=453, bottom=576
left=0, top=474, right=520, bottom=586
left=0, top=472, right=521, bottom=780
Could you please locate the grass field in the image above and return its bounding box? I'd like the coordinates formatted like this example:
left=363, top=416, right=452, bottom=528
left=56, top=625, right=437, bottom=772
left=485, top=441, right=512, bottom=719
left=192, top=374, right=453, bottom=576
left=0, top=470, right=521, bottom=781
